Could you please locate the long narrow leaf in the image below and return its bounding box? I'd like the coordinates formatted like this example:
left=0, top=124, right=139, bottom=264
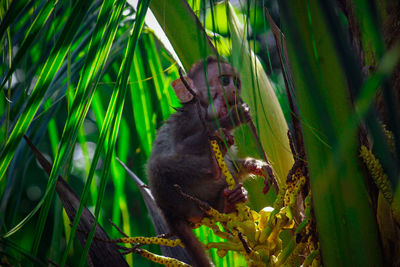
left=78, top=1, right=151, bottom=265
left=279, top=1, right=383, bottom=265
left=0, top=0, right=92, bottom=183
left=29, top=0, right=95, bottom=255
left=142, top=33, right=171, bottom=120
left=228, top=2, right=293, bottom=186
left=0, top=0, right=58, bottom=90
left=58, top=0, right=126, bottom=265
left=1, top=0, right=94, bottom=238
left=0, top=0, right=31, bottom=40
left=149, top=0, right=215, bottom=70
left=129, top=48, right=155, bottom=156
left=23, top=136, right=128, bottom=266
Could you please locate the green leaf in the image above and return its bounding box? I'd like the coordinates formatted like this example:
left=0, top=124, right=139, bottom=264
left=1, top=0, right=94, bottom=240
left=57, top=0, right=126, bottom=265
left=0, top=0, right=31, bottom=40
left=142, top=33, right=171, bottom=120
left=0, top=0, right=92, bottom=183
left=279, top=1, right=383, bottom=265
left=149, top=0, right=215, bottom=70
left=129, top=48, right=155, bottom=157
left=228, top=2, right=293, bottom=186
left=1, top=0, right=59, bottom=90
left=78, top=0, right=151, bottom=265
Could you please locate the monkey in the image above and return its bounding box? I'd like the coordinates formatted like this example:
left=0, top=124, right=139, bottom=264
left=147, top=56, right=268, bottom=267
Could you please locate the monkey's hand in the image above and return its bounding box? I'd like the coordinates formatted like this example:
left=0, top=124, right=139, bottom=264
left=218, top=103, right=251, bottom=130
left=235, top=102, right=251, bottom=124
left=214, top=128, right=234, bottom=153
left=223, top=183, right=248, bottom=213
left=241, top=158, right=270, bottom=177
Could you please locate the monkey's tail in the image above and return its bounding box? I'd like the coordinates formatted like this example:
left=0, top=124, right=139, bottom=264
left=169, top=219, right=214, bottom=267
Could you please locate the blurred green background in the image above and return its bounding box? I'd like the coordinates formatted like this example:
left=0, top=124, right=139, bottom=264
left=0, top=0, right=399, bottom=266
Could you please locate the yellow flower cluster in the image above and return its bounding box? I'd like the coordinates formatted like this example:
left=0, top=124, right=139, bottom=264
left=360, top=145, right=393, bottom=203
left=204, top=139, right=320, bottom=266
left=360, top=145, right=400, bottom=225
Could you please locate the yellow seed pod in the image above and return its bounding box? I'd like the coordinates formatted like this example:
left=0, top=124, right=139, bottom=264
left=116, top=237, right=184, bottom=248
left=210, top=139, right=253, bottom=221
left=289, top=177, right=306, bottom=210
left=360, top=145, right=393, bottom=203
left=210, top=139, right=235, bottom=189
left=204, top=206, right=233, bottom=223
left=138, top=248, right=191, bottom=266
left=284, top=186, right=291, bottom=207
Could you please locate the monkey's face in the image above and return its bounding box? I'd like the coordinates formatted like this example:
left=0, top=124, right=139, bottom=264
left=195, top=62, right=241, bottom=120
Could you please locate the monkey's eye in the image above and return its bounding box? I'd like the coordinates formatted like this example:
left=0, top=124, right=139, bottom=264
left=219, top=75, right=231, bottom=86
left=233, top=76, right=240, bottom=89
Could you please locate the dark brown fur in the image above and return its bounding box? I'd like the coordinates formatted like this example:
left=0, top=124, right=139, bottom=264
left=147, top=58, right=265, bottom=266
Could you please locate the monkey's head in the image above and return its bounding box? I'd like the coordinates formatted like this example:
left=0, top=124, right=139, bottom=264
left=172, top=56, right=241, bottom=120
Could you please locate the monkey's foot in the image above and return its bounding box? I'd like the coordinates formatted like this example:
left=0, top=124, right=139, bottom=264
left=223, top=183, right=248, bottom=213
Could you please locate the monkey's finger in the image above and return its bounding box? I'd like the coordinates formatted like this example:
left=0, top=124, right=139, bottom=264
left=228, top=190, right=248, bottom=203
left=223, top=183, right=243, bottom=196
left=225, top=184, right=248, bottom=203
left=231, top=193, right=248, bottom=204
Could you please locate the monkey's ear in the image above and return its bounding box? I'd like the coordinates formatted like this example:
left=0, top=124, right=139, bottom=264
left=171, top=76, right=196, bottom=103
